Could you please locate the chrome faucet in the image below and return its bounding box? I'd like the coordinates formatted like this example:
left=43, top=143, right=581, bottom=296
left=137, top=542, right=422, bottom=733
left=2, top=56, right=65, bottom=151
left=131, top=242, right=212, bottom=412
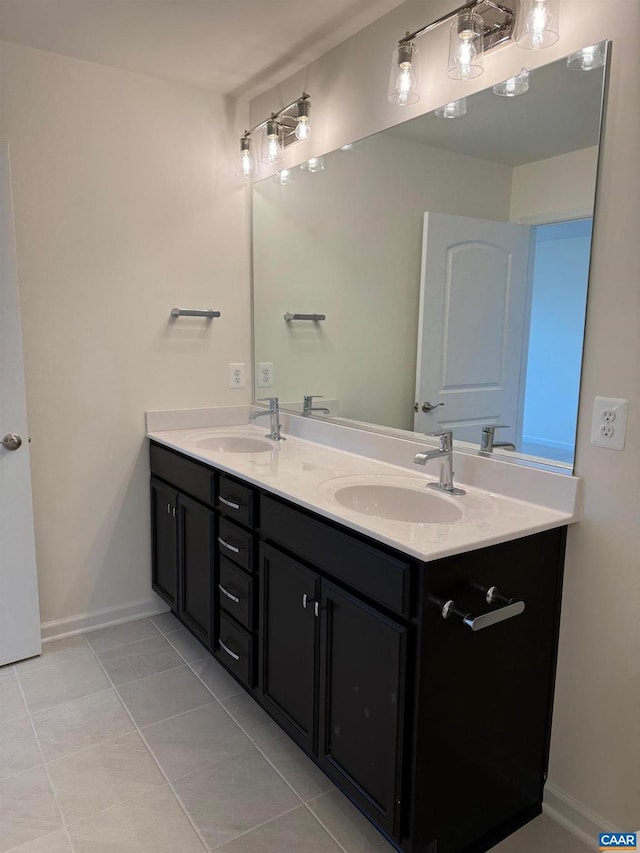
left=303, top=395, right=331, bottom=416
left=250, top=397, right=286, bottom=441
left=480, top=425, right=516, bottom=453
left=414, top=431, right=465, bottom=495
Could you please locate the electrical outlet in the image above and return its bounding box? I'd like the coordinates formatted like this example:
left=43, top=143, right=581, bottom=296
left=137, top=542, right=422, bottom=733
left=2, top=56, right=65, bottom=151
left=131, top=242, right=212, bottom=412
left=228, top=363, right=246, bottom=389
left=257, top=362, right=274, bottom=388
left=590, top=396, right=628, bottom=450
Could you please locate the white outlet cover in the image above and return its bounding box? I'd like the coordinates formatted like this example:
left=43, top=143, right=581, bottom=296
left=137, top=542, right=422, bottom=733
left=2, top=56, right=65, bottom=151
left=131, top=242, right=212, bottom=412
left=228, top=362, right=246, bottom=389
left=257, top=362, right=274, bottom=388
left=590, top=396, right=628, bottom=450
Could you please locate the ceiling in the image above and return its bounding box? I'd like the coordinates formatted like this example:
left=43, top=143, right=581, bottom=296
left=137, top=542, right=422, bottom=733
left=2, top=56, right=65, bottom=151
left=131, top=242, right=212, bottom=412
left=0, top=0, right=406, bottom=99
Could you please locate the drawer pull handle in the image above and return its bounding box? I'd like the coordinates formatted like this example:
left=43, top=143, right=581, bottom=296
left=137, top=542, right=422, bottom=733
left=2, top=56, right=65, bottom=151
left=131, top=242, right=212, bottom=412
left=218, top=537, right=240, bottom=554
left=441, top=598, right=525, bottom=631
left=219, top=639, right=240, bottom=661
left=219, top=496, right=241, bottom=511
left=219, top=583, right=240, bottom=604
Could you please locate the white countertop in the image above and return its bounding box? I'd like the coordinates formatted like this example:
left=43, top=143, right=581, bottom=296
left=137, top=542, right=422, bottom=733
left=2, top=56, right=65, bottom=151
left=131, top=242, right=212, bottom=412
left=147, top=411, right=579, bottom=563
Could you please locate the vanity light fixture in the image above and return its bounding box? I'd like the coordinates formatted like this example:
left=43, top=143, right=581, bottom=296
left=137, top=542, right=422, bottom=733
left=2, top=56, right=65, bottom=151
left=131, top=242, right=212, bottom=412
left=273, top=168, right=294, bottom=185
left=435, top=97, right=468, bottom=118
left=237, top=92, right=312, bottom=179
left=493, top=67, right=530, bottom=96
left=300, top=156, right=325, bottom=173
left=387, top=0, right=518, bottom=106
left=516, top=0, right=559, bottom=50
left=567, top=42, right=606, bottom=71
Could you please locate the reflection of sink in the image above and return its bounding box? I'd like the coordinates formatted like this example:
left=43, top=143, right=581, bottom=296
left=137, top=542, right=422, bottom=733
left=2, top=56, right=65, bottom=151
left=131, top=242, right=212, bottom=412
left=194, top=435, right=273, bottom=453
left=332, top=484, right=464, bottom=524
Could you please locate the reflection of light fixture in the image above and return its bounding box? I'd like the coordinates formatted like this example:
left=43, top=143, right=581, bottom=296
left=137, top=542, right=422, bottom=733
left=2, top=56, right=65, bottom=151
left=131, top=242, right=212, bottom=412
left=567, top=42, right=606, bottom=71
left=237, top=133, right=255, bottom=180
left=301, top=157, right=325, bottom=173
left=493, top=67, right=530, bottom=96
left=237, top=92, right=313, bottom=177
left=448, top=10, right=483, bottom=80
left=435, top=98, right=467, bottom=118
left=387, top=0, right=521, bottom=106
left=388, top=40, right=421, bottom=106
left=341, top=143, right=353, bottom=151
left=516, top=0, right=559, bottom=50
left=274, top=168, right=294, bottom=185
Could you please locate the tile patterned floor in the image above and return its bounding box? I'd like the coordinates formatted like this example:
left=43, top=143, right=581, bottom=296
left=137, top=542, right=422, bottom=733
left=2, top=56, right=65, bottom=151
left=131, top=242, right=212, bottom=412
left=0, top=617, right=593, bottom=853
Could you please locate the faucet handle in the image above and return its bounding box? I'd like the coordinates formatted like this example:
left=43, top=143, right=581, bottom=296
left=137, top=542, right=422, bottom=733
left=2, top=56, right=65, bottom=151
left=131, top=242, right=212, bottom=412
left=426, top=429, right=453, bottom=451
left=258, top=396, right=279, bottom=410
left=482, top=424, right=510, bottom=432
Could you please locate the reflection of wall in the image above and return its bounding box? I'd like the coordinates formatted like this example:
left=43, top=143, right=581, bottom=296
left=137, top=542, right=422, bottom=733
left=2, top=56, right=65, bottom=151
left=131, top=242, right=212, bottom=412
left=254, top=135, right=511, bottom=429
left=510, top=146, right=598, bottom=223
left=251, top=0, right=640, bottom=835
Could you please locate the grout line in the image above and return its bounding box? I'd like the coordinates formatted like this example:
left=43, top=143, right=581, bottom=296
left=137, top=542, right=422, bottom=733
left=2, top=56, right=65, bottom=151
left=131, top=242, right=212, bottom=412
left=13, top=683, right=118, bottom=719
left=89, top=632, right=169, bottom=660
left=12, top=665, right=78, bottom=853
left=104, top=661, right=189, bottom=689
left=79, top=634, right=210, bottom=851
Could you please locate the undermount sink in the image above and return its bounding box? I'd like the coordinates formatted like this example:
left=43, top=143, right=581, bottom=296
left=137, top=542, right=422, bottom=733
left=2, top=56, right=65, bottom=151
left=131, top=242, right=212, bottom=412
left=193, top=435, right=273, bottom=453
left=332, top=483, right=464, bottom=524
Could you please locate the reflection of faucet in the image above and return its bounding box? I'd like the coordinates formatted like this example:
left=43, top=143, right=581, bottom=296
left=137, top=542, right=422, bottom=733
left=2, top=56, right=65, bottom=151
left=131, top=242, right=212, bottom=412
left=480, top=425, right=516, bottom=453
left=250, top=397, right=286, bottom=441
left=303, top=395, right=331, bottom=415
left=414, top=431, right=465, bottom=495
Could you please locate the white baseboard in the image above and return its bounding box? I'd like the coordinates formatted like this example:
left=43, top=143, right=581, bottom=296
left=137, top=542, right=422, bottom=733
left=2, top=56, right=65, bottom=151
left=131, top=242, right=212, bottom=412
left=543, top=782, right=620, bottom=850
left=41, top=597, right=170, bottom=643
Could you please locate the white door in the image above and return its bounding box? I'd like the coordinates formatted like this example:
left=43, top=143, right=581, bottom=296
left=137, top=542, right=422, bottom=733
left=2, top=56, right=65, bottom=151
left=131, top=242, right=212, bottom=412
left=0, top=142, right=41, bottom=666
left=414, top=212, right=531, bottom=447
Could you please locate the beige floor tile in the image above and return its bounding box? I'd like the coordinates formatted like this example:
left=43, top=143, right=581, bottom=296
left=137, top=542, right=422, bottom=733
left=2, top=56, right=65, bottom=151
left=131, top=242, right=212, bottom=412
left=165, top=629, right=208, bottom=663
left=31, top=689, right=134, bottom=763
left=3, top=828, right=72, bottom=853
left=149, top=612, right=182, bottom=635
left=189, top=657, right=244, bottom=701
left=98, top=636, right=183, bottom=686
left=0, top=665, right=15, bottom=679
left=47, top=731, right=165, bottom=823
left=17, top=657, right=110, bottom=714
left=307, top=788, right=396, bottom=853
left=258, top=735, right=334, bottom=802
left=116, top=666, right=212, bottom=727
left=13, top=638, right=94, bottom=675
left=0, top=716, right=42, bottom=780
left=142, top=703, right=253, bottom=782
left=217, top=806, right=343, bottom=853
left=173, top=746, right=301, bottom=849
left=66, top=785, right=205, bottom=853
left=0, top=672, right=28, bottom=723
left=84, top=619, right=159, bottom=655
left=492, top=814, right=592, bottom=853
left=0, top=766, right=62, bottom=852
left=220, top=692, right=278, bottom=736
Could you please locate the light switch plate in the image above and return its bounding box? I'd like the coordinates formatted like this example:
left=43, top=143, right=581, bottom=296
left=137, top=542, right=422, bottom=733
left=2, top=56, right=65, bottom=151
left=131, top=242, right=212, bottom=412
left=590, top=396, right=628, bottom=450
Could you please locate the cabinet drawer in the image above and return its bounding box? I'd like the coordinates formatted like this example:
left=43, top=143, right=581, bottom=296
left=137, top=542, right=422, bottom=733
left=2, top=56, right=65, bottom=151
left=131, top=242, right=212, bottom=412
left=219, top=556, right=254, bottom=631
left=218, top=517, right=254, bottom=573
left=217, top=475, right=255, bottom=528
left=150, top=443, right=215, bottom=507
left=260, top=496, right=411, bottom=617
left=216, top=613, right=254, bottom=688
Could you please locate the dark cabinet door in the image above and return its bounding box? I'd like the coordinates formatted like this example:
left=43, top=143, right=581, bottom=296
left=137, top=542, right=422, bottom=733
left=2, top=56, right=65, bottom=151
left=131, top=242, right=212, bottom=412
left=178, top=493, right=215, bottom=649
left=150, top=478, right=178, bottom=609
left=259, top=544, right=319, bottom=752
left=318, top=580, right=406, bottom=839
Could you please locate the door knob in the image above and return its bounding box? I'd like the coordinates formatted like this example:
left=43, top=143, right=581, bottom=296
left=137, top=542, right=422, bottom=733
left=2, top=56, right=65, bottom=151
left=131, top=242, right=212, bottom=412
left=1, top=433, right=22, bottom=450
left=422, top=402, right=444, bottom=413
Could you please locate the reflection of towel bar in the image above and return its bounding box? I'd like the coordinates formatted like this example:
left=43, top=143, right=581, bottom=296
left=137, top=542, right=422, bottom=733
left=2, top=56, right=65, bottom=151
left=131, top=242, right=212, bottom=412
left=284, top=313, right=326, bottom=322
left=170, top=308, right=221, bottom=319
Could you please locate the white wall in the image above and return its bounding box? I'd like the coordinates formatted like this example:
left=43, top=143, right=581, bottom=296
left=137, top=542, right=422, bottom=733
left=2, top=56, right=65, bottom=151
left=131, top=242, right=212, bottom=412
left=253, top=134, right=511, bottom=429
left=250, top=0, right=640, bottom=833
left=0, top=42, right=250, bottom=628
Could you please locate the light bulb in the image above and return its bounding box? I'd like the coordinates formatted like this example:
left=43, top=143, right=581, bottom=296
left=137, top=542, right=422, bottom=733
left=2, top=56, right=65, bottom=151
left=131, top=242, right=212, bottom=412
left=261, top=119, right=284, bottom=165
left=267, top=136, right=281, bottom=164
left=396, top=66, right=416, bottom=105
left=237, top=135, right=254, bottom=179
left=295, top=117, right=311, bottom=141
left=528, top=1, right=551, bottom=49
left=448, top=11, right=483, bottom=80
left=388, top=42, right=420, bottom=106
left=516, top=0, right=559, bottom=50
left=274, top=169, right=293, bottom=185
left=240, top=150, right=253, bottom=178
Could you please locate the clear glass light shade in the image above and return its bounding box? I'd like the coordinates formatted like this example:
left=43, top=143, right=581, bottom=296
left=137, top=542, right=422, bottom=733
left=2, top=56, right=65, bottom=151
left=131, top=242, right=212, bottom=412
left=236, top=137, right=255, bottom=179
left=273, top=168, right=294, bottom=185
left=295, top=117, right=311, bottom=140
left=300, top=156, right=325, bottom=173
left=448, top=10, right=484, bottom=80
left=567, top=42, right=606, bottom=71
left=435, top=98, right=467, bottom=118
left=260, top=120, right=284, bottom=165
left=516, top=0, right=559, bottom=50
left=388, top=42, right=421, bottom=106
left=493, top=68, right=530, bottom=97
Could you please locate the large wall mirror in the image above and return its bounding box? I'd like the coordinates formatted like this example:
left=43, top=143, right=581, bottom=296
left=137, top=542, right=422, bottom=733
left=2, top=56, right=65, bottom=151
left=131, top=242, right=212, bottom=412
left=252, top=44, right=609, bottom=472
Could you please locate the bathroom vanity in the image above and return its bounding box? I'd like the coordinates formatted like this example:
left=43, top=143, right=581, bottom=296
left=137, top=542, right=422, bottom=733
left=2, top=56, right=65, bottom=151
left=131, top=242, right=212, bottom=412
left=148, top=418, right=575, bottom=853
